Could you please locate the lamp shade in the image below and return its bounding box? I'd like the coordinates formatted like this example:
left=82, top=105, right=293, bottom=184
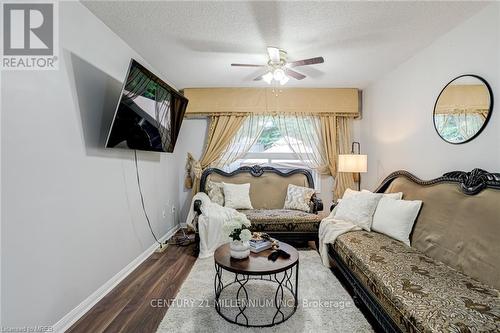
left=338, top=154, right=367, bottom=173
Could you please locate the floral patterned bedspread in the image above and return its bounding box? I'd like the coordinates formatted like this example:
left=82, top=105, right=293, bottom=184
left=333, top=231, right=500, bottom=333
left=239, top=209, right=321, bottom=232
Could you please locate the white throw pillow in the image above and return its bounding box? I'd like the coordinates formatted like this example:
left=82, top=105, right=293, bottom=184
left=223, top=183, right=253, bottom=210
left=334, top=192, right=383, bottom=231
left=339, top=188, right=403, bottom=202
left=336, top=188, right=362, bottom=205
left=372, top=197, right=422, bottom=246
left=206, top=180, right=224, bottom=206
left=342, top=188, right=362, bottom=199
left=283, top=184, right=315, bottom=212
left=362, top=189, right=403, bottom=200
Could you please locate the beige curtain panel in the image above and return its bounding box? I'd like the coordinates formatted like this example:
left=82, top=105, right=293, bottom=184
left=214, top=114, right=270, bottom=168
left=186, top=114, right=247, bottom=193
left=319, top=115, right=355, bottom=199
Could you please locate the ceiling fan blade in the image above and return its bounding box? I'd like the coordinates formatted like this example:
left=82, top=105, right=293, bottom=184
left=231, top=63, right=265, bottom=67
left=285, top=68, right=306, bottom=80
left=288, top=57, right=324, bottom=67
left=267, top=47, right=281, bottom=63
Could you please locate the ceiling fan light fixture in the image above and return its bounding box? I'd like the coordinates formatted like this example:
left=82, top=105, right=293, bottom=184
left=267, top=47, right=281, bottom=63
left=273, top=68, right=285, bottom=81
left=232, top=48, right=323, bottom=85
left=279, top=75, right=289, bottom=85
left=262, top=72, right=273, bottom=84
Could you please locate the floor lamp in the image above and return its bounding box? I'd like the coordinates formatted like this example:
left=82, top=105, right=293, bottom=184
left=338, top=142, right=367, bottom=191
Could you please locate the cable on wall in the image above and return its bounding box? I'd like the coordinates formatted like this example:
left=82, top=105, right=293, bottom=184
left=134, top=150, right=161, bottom=246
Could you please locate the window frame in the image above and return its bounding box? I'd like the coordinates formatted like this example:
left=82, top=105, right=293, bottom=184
left=238, top=152, right=321, bottom=193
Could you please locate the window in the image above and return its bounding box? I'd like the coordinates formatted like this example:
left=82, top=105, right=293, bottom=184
left=226, top=118, right=321, bottom=192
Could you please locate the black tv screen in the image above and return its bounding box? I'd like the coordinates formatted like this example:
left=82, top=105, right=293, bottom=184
left=105, top=59, right=188, bottom=152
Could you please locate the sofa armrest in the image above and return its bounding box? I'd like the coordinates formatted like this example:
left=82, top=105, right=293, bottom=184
left=193, top=199, right=202, bottom=215
left=310, top=195, right=323, bottom=214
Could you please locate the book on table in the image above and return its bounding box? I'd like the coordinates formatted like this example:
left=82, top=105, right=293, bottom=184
left=249, top=239, right=273, bottom=253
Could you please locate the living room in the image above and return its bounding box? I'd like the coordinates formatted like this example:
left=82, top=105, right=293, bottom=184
left=2, top=1, right=499, bottom=333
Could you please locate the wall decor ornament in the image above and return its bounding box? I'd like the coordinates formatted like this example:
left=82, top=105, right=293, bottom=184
left=433, top=74, right=493, bottom=144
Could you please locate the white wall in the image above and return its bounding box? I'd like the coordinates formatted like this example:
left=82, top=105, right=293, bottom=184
left=360, top=4, right=500, bottom=190
left=1, top=2, right=181, bottom=327
left=175, top=118, right=208, bottom=223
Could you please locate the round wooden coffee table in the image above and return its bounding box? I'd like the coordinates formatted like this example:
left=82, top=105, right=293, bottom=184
left=213, top=242, right=299, bottom=327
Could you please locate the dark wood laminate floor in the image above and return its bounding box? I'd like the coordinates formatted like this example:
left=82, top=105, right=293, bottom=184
left=66, top=237, right=379, bottom=333
left=67, top=230, right=197, bottom=333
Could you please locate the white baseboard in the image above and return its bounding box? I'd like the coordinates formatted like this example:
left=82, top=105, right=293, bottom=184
left=52, top=225, right=180, bottom=333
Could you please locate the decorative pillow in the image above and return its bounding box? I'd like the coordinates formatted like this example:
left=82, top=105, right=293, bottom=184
left=206, top=180, right=224, bottom=206
left=333, top=192, right=383, bottom=231
left=336, top=188, right=362, bottom=205
left=342, top=188, right=361, bottom=199
left=372, top=197, right=422, bottom=246
left=362, top=189, right=403, bottom=200
left=339, top=188, right=402, bottom=202
left=283, top=184, right=315, bottom=212
left=223, top=183, right=253, bottom=210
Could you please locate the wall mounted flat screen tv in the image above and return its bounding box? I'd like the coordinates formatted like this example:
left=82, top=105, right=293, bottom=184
left=105, top=59, right=188, bottom=152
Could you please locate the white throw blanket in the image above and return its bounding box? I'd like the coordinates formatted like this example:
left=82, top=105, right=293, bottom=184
left=318, top=208, right=361, bottom=267
left=185, top=192, right=246, bottom=258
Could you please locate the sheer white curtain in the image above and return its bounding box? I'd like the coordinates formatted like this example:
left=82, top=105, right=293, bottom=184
left=209, top=112, right=354, bottom=198
left=435, top=112, right=486, bottom=143
left=274, top=113, right=355, bottom=198
left=273, top=114, right=329, bottom=174
left=214, top=114, right=270, bottom=168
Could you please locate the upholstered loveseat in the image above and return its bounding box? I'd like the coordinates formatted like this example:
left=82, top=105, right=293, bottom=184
left=194, top=165, right=323, bottom=244
left=328, top=169, right=500, bottom=332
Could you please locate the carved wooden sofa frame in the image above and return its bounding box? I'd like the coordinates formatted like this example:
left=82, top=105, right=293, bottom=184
left=327, top=168, right=500, bottom=333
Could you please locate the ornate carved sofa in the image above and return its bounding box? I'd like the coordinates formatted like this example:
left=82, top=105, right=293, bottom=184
left=194, top=165, right=323, bottom=244
left=328, top=169, right=500, bottom=333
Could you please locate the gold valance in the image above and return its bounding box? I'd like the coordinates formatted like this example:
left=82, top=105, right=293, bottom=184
left=183, top=88, right=360, bottom=117
left=435, top=84, right=490, bottom=115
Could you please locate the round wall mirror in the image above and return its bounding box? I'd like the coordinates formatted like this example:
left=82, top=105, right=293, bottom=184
left=433, top=74, right=493, bottom=144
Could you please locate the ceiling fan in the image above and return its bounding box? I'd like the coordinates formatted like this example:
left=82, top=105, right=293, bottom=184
left=231, top=47, right=324, bottom=85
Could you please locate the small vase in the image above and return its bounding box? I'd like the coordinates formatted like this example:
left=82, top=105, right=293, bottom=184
left=230, top=240, right=250, bottom=259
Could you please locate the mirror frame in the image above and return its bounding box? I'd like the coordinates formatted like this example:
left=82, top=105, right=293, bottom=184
left=433, top=74, right=494, bottom=145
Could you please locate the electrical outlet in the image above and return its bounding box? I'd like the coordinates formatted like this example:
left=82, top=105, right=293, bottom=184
left=155, top=242, right=169, bottom=253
